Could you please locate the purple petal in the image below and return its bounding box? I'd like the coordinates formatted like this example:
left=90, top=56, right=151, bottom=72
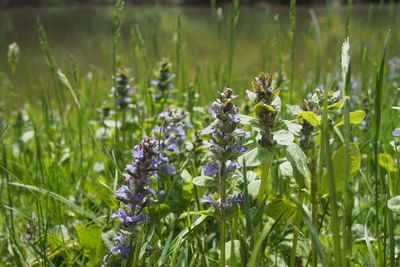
left=204, top=163, right=219, bottom=176
left=152, top=125, right=162, bottom=133
left=125, top=164, right=138, bottom=173
left=233, top=145, right=247, bottom=153
left=199, top=194, right=215, bottom=203
left=393, top=128, right=400, bottom=137
left=132, top=146, right=144, bottom=159
left=201, top=128, right=215, bottom=135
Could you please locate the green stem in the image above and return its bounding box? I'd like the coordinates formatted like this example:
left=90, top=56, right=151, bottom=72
left=310, top=146, right=318, bottom=267
left=132, top=235, right=142, bottom=267
left=220, top=182, right=226, bottom=267
left=290, top=190, right=305, bottom=267
left=257, top=161, right=270, bottom=203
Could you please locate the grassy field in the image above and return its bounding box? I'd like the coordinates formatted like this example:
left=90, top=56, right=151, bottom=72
left=1, top=0, right=400, bottom=266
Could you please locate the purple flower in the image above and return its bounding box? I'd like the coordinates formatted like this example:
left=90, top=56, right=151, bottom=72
left=227, top=194, right=244, bottom=203
left=204, top=163, right=219, bottom=176
left=111, top=245, right=130, bottom=255
left=233, top=145, right=247, bottom=153
left=152, top=106, right=189, bottom=175
left=199, top=193, right=215, bottom=203
left=109, top=137, right=159, bottom=257
left=393, top=128, right=400, bottom=137
left=225, top=160, right=240, bottom=174
left=132, top=146, right=144, bottom=159
left=201, top=128, right=215, bottom=135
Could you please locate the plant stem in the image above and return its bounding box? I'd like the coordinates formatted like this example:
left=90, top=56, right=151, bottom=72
left=257, top=161, right=270, bottom=203
left=310, top=145, right=318, bottom=267
left=220, top=181, right=226, bottom=267
left=290, top=190, right=305, bottom=267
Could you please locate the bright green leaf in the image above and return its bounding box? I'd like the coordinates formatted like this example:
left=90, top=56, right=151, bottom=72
left=298, top=111, right=321, bottom=127
left=192, top=176, right=217, bottom=187
left=286, top=143, right=310, bottom=189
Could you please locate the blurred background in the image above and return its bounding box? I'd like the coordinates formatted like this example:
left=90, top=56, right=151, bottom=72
left=0, top=0, right=398, bottom=108
left=0, top=0, right=397, bottom=6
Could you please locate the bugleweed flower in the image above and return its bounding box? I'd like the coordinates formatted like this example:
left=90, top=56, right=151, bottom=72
left=200, top=193, right=244, bottom=215
left=297, top=88, right=344, bottom=150
left=108, top=137, right=160, bottom=256
left=151, top=58, right=175, bottom=100
left=110, top=67, right=134, bottom=109
left=299, top=99, right=317, bottom=150
left=247, top=72, right=281, bottom=150
left=201, top=87, right=246, bottom=216
left=153, top=106, right=189, bottom=175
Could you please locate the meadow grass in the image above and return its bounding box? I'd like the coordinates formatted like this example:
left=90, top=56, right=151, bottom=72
left=1, top=1, right=400, bottom=266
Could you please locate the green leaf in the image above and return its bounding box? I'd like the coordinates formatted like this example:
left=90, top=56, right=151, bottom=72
left=238, top=147, right=273, bottom=167
left=225, top=240, right=241, bottom=264
left=286, top=104, right=303, bottom=115
left=279, top=161, right=293, bottom=177
left=145, top=204, right=170, bottom=221
left=298, top=111, right=321, bottom=127
left=273, top=130, right=294, bottom=146
left=335, top=110, right=366, bottom=127
left=388, top=196, right=400, bottom=215
left=327, top=99, right=344, bottom=110
left=238, top=114, right=258, bottom=125
left=321, top=143, right=361, bottom=194
left=378, top=153, right=397, bottom=172
left=192, top=176, right=217, bottom=187
left=247, top=180, right=261, bottom=199
left=286, top=143, right=310, bottom=189
left=265, top=199, right=297, bottom=222
left=75, top=224, right=106, bottom=266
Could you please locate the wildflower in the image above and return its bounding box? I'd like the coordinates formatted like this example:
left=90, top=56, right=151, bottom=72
left=393, top=129, right=400, bottom=137
left=151, top=58, right=175, bottom=100
left=201, top=87, right=246, bottom=216
left=200, top=193, right=244, bottom=214
left=110, top=67, right=134, bottom=109
left=247, top=72, right=281, bottom=150
left=152, top=106, right=189, bottom=175
left=108, top=137, right=159, bottom=257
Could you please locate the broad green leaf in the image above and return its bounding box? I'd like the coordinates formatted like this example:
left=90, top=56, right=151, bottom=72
left=298, top=111, right=321, bottom=127
left=75, top=224, right=106, bottom=266
left=279, top=161, right=293, bottom=177
left=273, top=130, right=294, bottom=146
left=335, top=110, right=366, bottom=127
left=180, top=169, right=192, bottom=183
left=247, top=180, right=261, bottom=199
left=286, top=143, right=310, bottom=189
left=225, top=240, right=241, bottom=264
left=286, top=104, right=303, bottom=115
left=192, top=176, right=217, bottom=187
left=238, top=147, right=273, bottom=167
left=327, top=99, right=344, bottom=110
left=388, top=196, right=400, bottom=215
left=265, top=199, right=297, bottom=222
left=238, top=114, right=258, bottom=125
left=284, top=120, right=302, bottom=136
left=321, top=143, right=361, bottom=194
left=378, top=153, right=397, bottom=172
